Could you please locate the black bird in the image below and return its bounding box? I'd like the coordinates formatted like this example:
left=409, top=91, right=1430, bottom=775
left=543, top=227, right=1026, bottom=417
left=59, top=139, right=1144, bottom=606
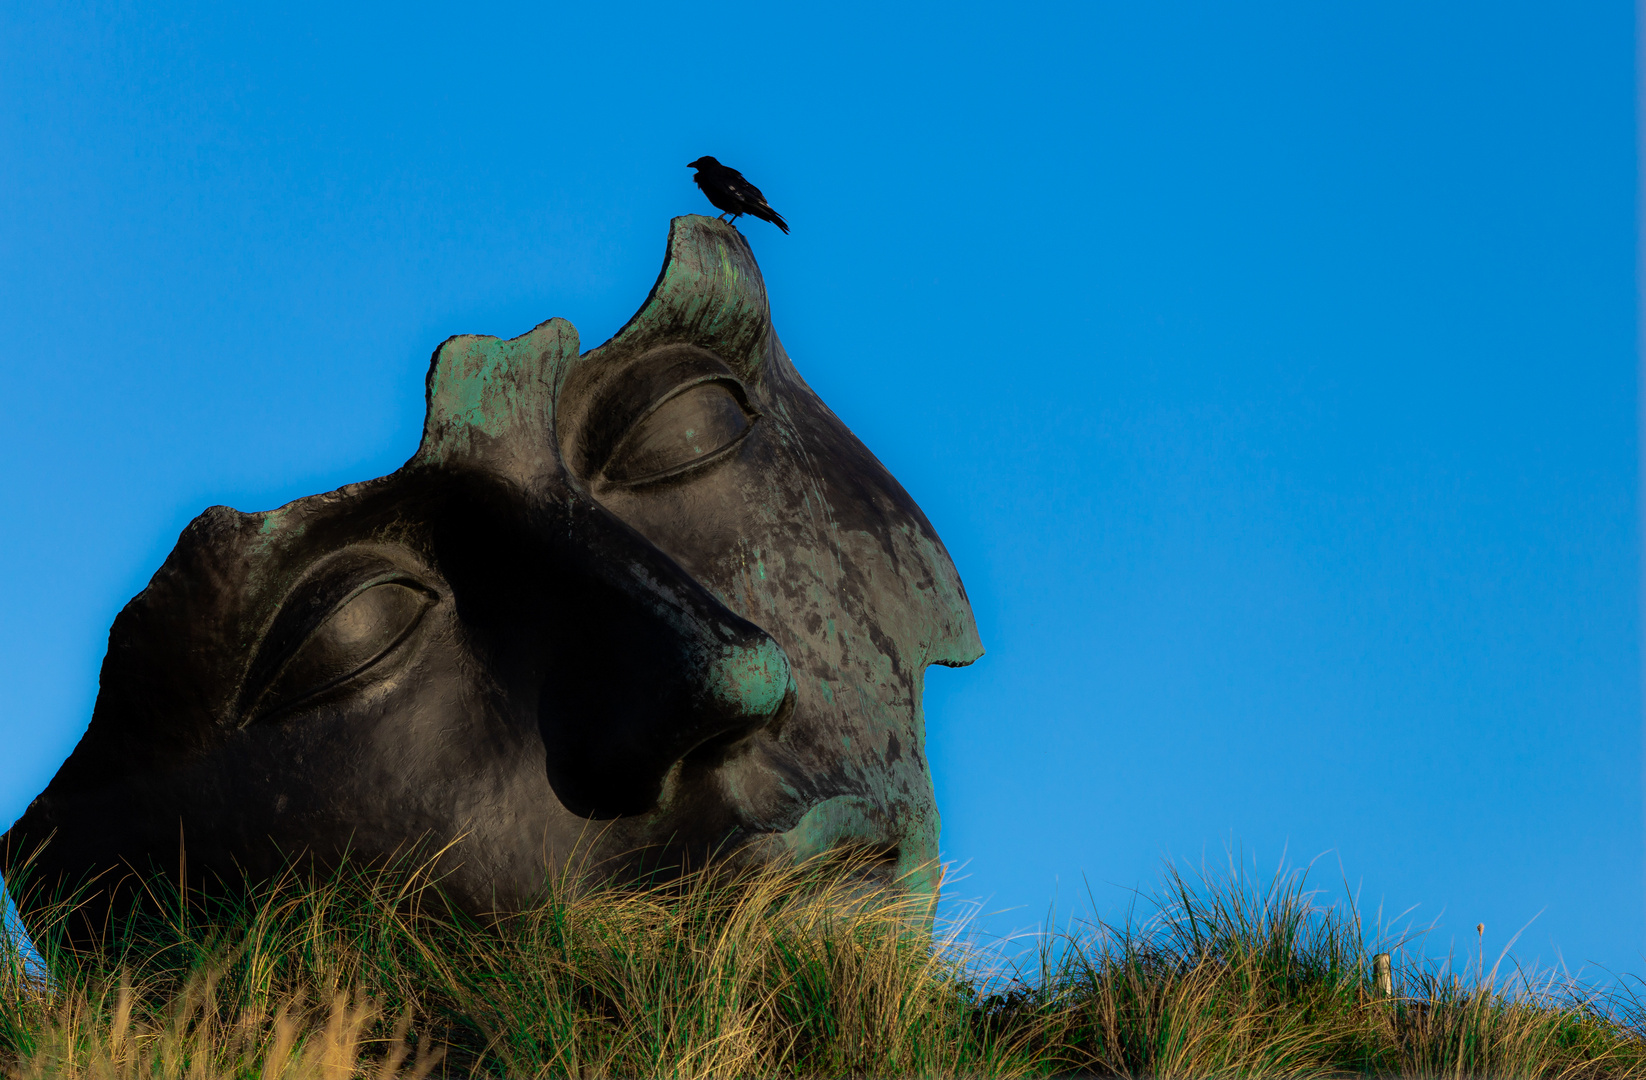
left=687, top=156, right=789, bottom=234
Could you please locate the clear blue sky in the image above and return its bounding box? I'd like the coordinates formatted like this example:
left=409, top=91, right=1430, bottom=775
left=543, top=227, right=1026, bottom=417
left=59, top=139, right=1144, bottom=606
left=1, top=2, right=1638, bottom=977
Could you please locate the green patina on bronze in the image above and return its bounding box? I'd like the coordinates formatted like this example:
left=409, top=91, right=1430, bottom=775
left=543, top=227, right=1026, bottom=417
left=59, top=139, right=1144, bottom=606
left=418, top=317, right=579, bottom=477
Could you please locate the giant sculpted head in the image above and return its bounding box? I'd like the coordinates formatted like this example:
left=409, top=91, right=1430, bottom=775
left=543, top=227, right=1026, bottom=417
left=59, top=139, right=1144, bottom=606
left=3, top=217, right=981, bottom=921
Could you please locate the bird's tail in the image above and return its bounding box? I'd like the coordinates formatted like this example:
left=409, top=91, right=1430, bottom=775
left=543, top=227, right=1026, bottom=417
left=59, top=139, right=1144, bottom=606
left=759, top=207, right=790, bottom=234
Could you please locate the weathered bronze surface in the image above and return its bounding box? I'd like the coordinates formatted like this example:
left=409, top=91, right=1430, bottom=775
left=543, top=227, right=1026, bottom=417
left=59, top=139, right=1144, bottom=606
left=3, top=216, right=981, bottom=926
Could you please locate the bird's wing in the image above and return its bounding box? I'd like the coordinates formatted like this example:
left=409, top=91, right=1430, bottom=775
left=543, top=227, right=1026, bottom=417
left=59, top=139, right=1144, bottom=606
left=723, top=169, right=769, bottom=207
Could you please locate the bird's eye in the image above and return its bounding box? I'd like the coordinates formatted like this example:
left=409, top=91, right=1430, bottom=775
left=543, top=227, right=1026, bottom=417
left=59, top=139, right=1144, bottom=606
left=249, top=580, right=434, bottom=719
left=602, top=379, right=753, bottom=485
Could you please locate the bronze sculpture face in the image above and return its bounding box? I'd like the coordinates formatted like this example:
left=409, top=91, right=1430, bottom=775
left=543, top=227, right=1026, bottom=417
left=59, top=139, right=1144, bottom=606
left=2, top=217, right=982, bottom=921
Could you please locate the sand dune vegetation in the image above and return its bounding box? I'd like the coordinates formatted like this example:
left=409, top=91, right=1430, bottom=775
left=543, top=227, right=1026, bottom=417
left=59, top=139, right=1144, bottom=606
left=0, top=849, right=1641, bottom=1078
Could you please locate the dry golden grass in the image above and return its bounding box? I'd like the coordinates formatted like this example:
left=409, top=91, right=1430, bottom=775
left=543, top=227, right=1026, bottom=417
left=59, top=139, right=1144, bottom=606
left=1036, top=860, right=1646, bottom=1079
left=0, top=851, right=1640, bottom=1078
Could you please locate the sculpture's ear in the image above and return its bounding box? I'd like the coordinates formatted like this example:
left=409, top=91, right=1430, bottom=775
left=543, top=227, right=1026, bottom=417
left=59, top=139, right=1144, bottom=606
left=412, top=317, right=580, bottom=481
left=582, top=215, right=773, bottom=381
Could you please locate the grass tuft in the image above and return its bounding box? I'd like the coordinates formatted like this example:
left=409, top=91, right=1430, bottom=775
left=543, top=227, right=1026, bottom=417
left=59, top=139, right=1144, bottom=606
left=0, top=851, right=1640, bottom=1078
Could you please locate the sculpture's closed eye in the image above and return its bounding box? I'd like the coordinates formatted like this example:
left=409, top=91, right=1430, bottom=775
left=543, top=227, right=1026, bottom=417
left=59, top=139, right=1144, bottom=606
left=602, top=380, right=753, bottom=485
left=247, top=580, right=434, bottom=720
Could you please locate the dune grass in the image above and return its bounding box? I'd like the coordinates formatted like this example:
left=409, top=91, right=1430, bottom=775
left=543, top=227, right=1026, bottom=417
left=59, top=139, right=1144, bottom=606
left=0, top=850, right=1640, bottom=1078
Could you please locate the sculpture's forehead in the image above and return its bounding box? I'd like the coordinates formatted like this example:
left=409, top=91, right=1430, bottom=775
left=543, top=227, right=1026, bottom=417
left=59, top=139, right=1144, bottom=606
left=260, top=216, right=963, bottom=617
left=410, top=220, right=776, bottom=485
left=111, top=216, right=978, bottom=710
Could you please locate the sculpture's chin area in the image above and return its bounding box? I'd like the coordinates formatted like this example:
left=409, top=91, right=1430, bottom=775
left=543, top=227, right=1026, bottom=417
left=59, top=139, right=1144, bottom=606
left=768, top=797, right=924, bottom=891
left=706, top=802, right=920, bottom=895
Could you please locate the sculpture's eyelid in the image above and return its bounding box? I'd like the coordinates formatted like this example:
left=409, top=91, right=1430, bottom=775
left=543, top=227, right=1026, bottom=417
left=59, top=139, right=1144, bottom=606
left=278, top=570, right=437, bottom=643
left=237, top=568, right=438, bottom=723
left=597, top=375, right=759, bottom=487
left=325, top=571, right=437, bottom=610
left=635, top=372, right=757, bottom=425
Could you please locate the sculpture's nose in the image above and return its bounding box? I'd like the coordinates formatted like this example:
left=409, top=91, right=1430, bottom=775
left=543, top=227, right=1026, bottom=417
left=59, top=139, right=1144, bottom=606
left=527, top=504, right=795, bottom=819
left=426, top=473, right=793, bottom=820
left=525, top=515, right=796, bottom=816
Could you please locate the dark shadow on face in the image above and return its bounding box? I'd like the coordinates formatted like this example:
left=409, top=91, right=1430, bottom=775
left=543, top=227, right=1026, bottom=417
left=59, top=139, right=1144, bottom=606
left=2, top=217, right=982, bottom=934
